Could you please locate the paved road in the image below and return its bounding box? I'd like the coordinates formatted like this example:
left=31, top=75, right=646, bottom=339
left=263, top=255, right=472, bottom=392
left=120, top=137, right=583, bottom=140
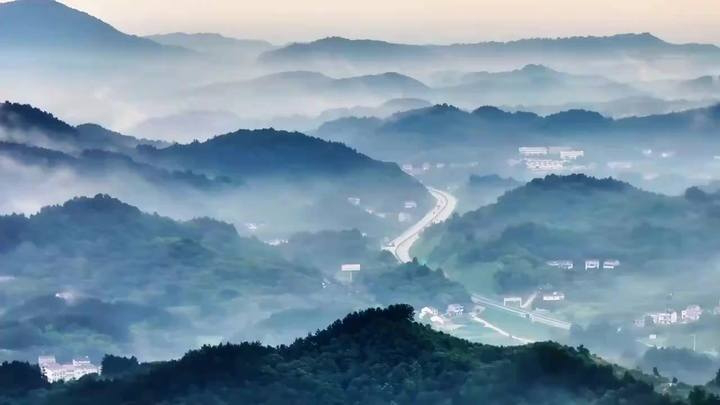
left=472, top=294, right=572, bottom=330
left=384, top=187, right=457, bottom=263
left=470, top=315, right=535, bottom=344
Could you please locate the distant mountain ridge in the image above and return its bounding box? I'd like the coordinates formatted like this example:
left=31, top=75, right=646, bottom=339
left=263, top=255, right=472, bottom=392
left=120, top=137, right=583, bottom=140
left=261, top=33, right=720, bottom=65
left=0, top=101, right=160, bottom=152
left=197, top=70, right=429, bottom=98
left=0, top=0, right=174, bottom=53
left=0, top=101, right=431, bottom=235
left=317, top=102, right=720, bottom=149
left=146, top=32, right=274, bottom=57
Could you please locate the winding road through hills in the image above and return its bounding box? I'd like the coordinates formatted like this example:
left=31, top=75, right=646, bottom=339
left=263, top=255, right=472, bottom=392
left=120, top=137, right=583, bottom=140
left=384, top=186, right=457, bottom=263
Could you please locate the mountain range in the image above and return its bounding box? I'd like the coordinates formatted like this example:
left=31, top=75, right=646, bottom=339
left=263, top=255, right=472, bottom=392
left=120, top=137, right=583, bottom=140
left=2, top=304, right=700, bottom=404
left=146, top=33, right=274, bottom=58
left=260, top=33, right=720, bottom=67
left=195, top=70, right=429, bottom=99
left=315, top=102, right=720, bottom=157
left=416, top=174, right=720, bottom=302
left=0, top=101, right=431, bottom=235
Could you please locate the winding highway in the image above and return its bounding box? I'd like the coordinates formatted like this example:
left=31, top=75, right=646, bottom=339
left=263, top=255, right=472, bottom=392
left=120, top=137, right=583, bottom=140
left=384, top=186, right=457, bottom=263
left=385, top=185, right=572, bottom=338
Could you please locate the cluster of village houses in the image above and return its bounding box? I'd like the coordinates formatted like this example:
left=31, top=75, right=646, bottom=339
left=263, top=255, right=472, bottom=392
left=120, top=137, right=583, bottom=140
left=347, top=196, right=418, bottom=224
left=634, top=304, right=708, bottom=328
left=518, top=146, right=585, bottom=172
left=546, top=259, right=620, bottom=271
left=418, top=304, right=469, bottom=326
left=38, top=355, right=101, bottom=383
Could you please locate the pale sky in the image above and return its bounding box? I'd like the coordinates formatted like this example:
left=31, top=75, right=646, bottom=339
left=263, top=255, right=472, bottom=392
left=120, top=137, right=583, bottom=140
left=18, top=0, right=720, bottom=45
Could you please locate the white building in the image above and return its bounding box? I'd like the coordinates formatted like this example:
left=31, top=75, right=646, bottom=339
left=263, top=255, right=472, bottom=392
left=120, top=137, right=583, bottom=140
left=681, top=305, right=703, bottom=322
left=265, top=239, right=288, bottom=246
left=347, top=197, right=361, bottom=206
left=341, top=264, right=361, bottom=283
left=401, top=164, right=414, bottom=172
left=38, top=356, right=100, bottom=383
left=649, top=311, right=678, bottom=326
left=404, top=201, right=418, bottom=209
left=542, top=292, right=566, bottom=302
left=446, top=304, right=464, bottom=317
left=559, top=150, right=585, bottom=160
left=341, top=264, right=361, bottom=272
left=418, top=307, right=445, bottom=325
left=546, top=260, right=574, bottom=270
left=398, top=212, right=412, bottom=223
left=519, top=146, right=549, bottom=156
left=585, top=259, right=600, bottom=270
left=525, top=159, right=565, bottom=171
left=603, top=260, right=620, bottom=270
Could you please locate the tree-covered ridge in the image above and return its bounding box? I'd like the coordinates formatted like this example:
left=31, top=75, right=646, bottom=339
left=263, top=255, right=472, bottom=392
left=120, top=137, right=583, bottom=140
left=418, top=174, right=720, bottom=293
left=141, top=127, right=401, bottom=178
left=0, top=101, right=75, bottom=134
left=0, top=194, right=326, bottom=359
left=136, top=127, right=432, bottom=214
left=11, top=305, right=682, bottom=404
left=0, top=101, right=157, bottom=152
left=317, top=102, right=720, bottom=153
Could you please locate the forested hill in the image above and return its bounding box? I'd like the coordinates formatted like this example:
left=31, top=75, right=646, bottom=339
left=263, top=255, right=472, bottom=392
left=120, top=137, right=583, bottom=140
left=416, top=174, right=720, bottom=293
left=137, top=128, right=432, bottom=212
left=12, top=305, right=682, bottom=404
left=140, top=128, right=400, bottom=178
left=0, top=101, right=159, bottom=152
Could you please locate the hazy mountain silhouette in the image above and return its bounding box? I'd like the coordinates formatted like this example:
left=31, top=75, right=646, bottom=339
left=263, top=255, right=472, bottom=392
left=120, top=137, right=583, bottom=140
left=318, top=102, right=720, bottom=147
left=0, top=0, right=171, bottom=53
left=261, top=33, right=720, bottom=65
left=146, top=32, right=274, bottom=56
left=197, top=71, right=429, bottom=98
left=0, top=101, right=161, bottom=152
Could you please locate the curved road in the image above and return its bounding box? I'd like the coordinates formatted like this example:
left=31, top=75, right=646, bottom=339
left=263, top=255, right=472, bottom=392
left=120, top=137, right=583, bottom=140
left=384, top=187, right=457, bottom=263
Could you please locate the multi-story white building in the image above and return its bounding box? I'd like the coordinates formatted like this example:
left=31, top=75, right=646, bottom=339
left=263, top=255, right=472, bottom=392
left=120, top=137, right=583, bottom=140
left=525, top=159, right=565, bottom=171
left=603, top=260, right=620, bottom=270
left=398, top=212, right=412, bottom=223
left=559, top=150, right=585, bottom=160
left=446, top=304, right=464, bottom=317
left=404, top=201, right=418, bottom=209
left=347, top=197, right=361, bottom=206
left=546, top=260, right=574, bottom=270
left=585, top=259, right=600, bottom=270
left=38, top=356, right=100, bottom=383
left=503, top=297, right=523, bottom=307
left=519, top=147, right=549, bottom=156
left=681, top=305, right=703, bottom=322
left=542, top=292, right=565, bottom=302
left=649, top=311, right=678, bottom=326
